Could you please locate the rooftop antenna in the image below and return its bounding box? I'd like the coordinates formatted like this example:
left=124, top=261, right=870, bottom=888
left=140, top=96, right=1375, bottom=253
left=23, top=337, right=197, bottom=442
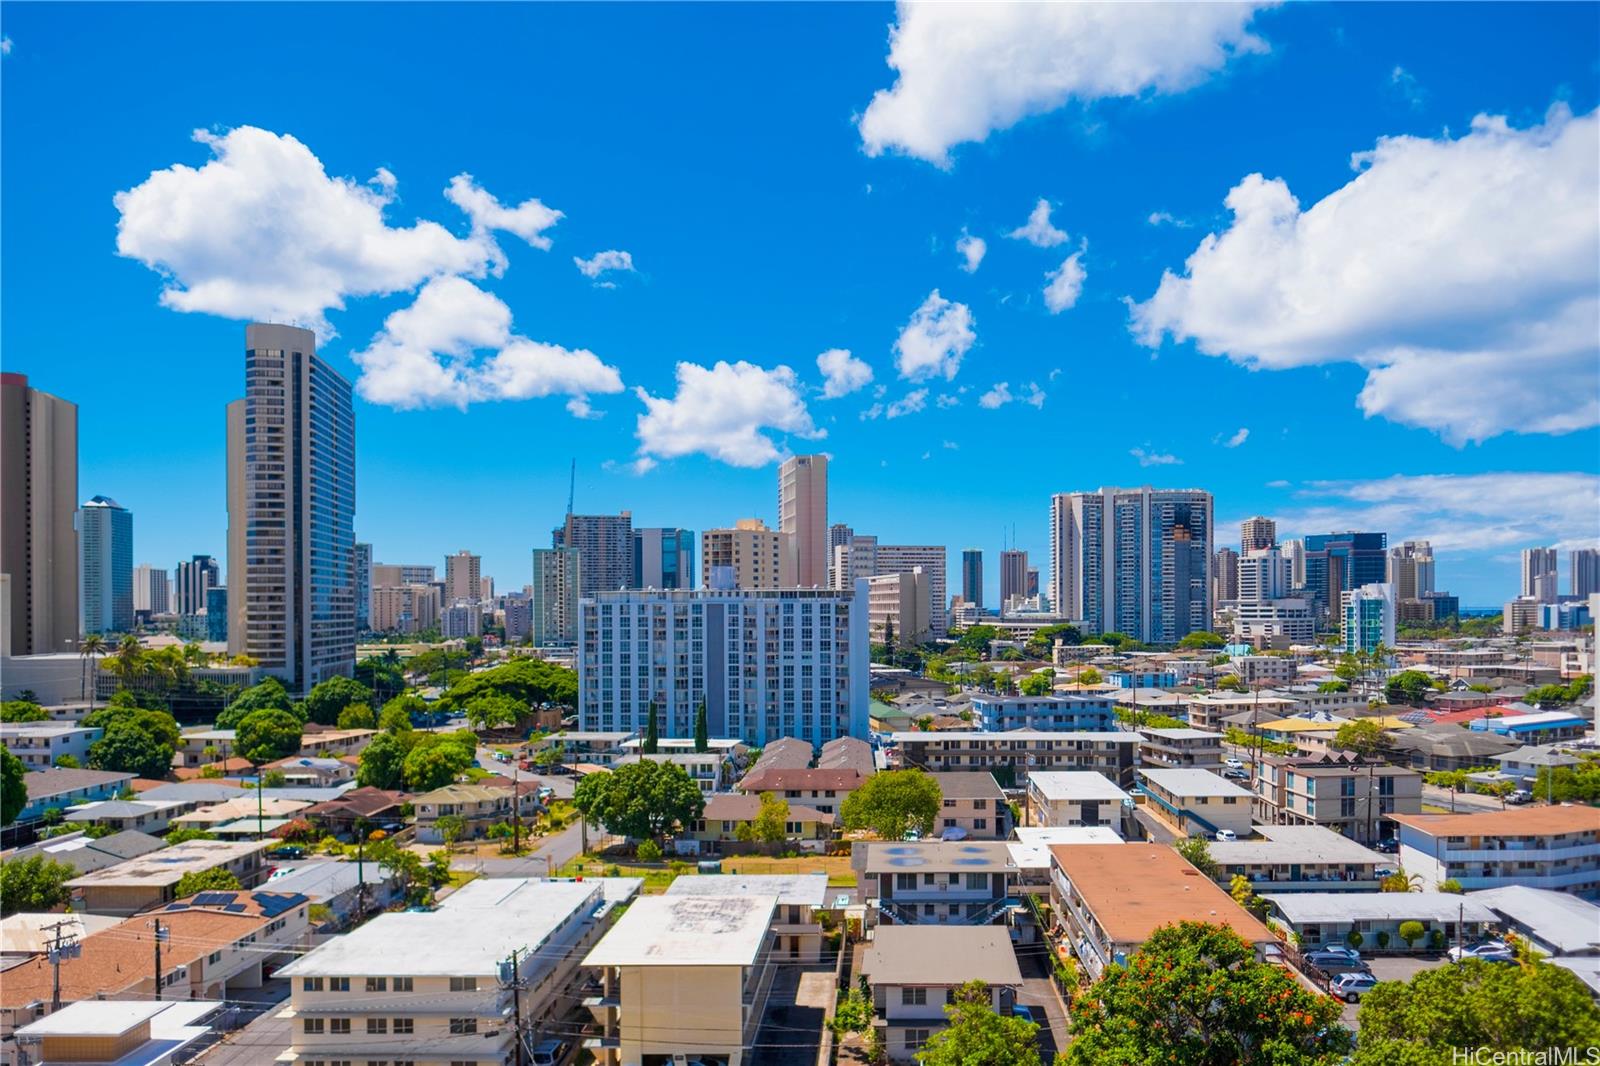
left=567, top=458, right=576, bottom=517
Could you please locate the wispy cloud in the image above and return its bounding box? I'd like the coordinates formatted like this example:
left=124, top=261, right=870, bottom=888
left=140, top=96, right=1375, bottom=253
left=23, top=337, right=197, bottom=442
left=1130, top=446, right=1183, bottom=467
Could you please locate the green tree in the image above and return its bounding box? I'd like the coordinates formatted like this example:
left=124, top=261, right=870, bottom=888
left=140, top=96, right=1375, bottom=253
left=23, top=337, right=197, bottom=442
left=401, top=732, right=476, bottom=791
left=1318, top=680, right=1351, bottom=693
left=336, top=703, right=376, bottom=729
left=1178, top=631, right=1228, bottom=650
left=235, top=708, right=303, bottom=764
left=1, top=700, right=49, bottom=722
left=1382, top=869, right=1423, bottom=893
left=437, top=657, right=577, bottom=712
left=1333, top=719, right=1388, bottom=758
left=356, top=731, right=415, bottom=789
left=1077, top=667, right=1103, bottom=685
left=215, top=677, right=295, bottom=728
left=1064, top=922, right=1349, bottom=1066
left=570, top=759, right=705, bottom=841
left=747, top=792, right=790, bottom=844
left=693, top=701, right=709, bottom=753
left=1216, top=674, right=1246, bottom=692
left=164, top=826, right=216, bottom=845
left=635, top=837, right=663, bottom=862
left=954, top=624, right=998, bottom=654
left=1019, top=672, right=1054, bottom=696
left=434, top=813, right=467, bottom=847
left=642, top=701, right=659, bottom=755
left=463, top=693, right=527, bottom=731
left=1354, top=956, right=1600, bottom=1066
left=1174, top=836, right=1219, bottom=879
left=302, top=676, right=373, bottom=727
left=53, top=754, right=80, bottom=768
left=1396, top=921, right=1425, bottom=949
left=174, top=867, right=243, bottom=897
left=354, top=653, right=405, bottom=704
left=0, top=854, right=76, bottom=916
left=1, top=749, right=27, bottom=826
left=1384, top=670, right=1435, bottom=706
left=379, top=694, right=424, bottom=733
left=917, top=980, right=1040, bottom=1065
left=839, top=770, right=941, bottom=839
left=89, top=718, right=176, bottom=779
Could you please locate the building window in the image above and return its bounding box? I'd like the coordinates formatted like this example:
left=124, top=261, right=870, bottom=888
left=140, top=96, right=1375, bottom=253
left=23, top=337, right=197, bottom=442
left=330, top=977, right=350, bottom=992
left=303, top=977, right=324, bottom=992
left=330, top=1019, right=351, bottom=1035
left=392, top=977, right=413, bottom=992
left=906, top=1028, right=931, bottom=1050
left=365, top=977, right=387, bottom=992
left=902, top=987, right=927, bottom=1005
left=304, top=1019, right=325, bottom=1035
left=449, top=1018, right=478, bottom=1035
left=367, top=1018, right=388, bottom=1035
left=449, top=977, right=478, bottom=992
left=392, top=1018, right=414, bottom=1035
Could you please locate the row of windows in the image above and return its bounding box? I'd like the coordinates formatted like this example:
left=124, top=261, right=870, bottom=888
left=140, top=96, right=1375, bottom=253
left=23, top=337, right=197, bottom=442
left=304, top=1017, right=424, bottom=1035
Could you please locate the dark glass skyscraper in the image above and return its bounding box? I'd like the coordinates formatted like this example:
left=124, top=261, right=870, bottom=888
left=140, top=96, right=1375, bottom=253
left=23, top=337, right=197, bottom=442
left=961, top=548, right=983, bottom=610
left=1303, top=532, right=1388, bottom=614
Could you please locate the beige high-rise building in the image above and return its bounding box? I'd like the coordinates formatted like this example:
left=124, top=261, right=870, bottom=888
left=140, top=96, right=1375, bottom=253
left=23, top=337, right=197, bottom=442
left=1, top=373, right=79, bottom=655
left=701, top=519, right=793, bottom=589
left=830, top=534, right=878, bottom=591
left=876, top=544, right=948, bottom=637
left=369, top=583, right=440, bottom=633
left=867, top=568, right=931, bottom=646
left=1240, top=516, right=1277, bottom=553
left=225, top=324, right=357, bottom=693
left=445, top=549, right=481, bottom=603
left=778, top=454, right=828, bottom=588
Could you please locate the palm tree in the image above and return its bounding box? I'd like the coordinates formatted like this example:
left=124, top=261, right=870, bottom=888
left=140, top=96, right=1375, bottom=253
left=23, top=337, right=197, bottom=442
left=79, top=634, right=107, bottom=707
left=106, top=634, right=146, bottom=691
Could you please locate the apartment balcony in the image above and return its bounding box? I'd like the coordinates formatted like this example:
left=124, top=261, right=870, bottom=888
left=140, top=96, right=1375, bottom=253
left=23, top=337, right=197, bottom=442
left=1438, top=843, right=1600, bottom=863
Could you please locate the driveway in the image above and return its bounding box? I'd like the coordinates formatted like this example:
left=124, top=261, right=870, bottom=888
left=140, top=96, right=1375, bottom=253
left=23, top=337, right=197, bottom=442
left=1421, top=784, right=1502, bottom=813
left=1016, top=941, right=1069, bottom=1062
left=193, top=995, right=291, bottom=1064
left=451, top=820, right=593, bottom=878
left=755, top=961, right=834, bottom=1066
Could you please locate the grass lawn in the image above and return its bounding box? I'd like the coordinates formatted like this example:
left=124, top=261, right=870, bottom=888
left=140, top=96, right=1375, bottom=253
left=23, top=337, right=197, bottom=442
left=555, top=852, right=857, bottom=892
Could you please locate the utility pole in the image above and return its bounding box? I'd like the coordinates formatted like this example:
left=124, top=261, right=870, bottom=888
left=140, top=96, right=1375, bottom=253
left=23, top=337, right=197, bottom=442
left=150, top=918, right=165, bottom=1000
left=511, top=761, right=521, bottom=856
left=508, top=947, right=526, bottom=1066
left=44, top=920, right=78, bottom=1012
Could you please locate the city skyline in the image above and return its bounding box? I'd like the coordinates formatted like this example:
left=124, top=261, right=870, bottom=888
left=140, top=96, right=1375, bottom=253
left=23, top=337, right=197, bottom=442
left=2, top=4, right=1596, bottom=608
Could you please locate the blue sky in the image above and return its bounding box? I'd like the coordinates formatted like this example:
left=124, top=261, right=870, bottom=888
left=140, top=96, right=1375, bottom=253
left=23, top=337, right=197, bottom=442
left=3, top=2, right=1596, bottom=608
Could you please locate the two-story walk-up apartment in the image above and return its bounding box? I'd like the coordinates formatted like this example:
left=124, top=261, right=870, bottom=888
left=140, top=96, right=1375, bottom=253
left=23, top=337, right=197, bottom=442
left=1049, top=843, right=1277, bottom=979
left=64, top=839, right=271, bottom=916
left=891, top=730, right=1140, bottom=788
left=684, top=792, right=836, bottom=853
left=1, top=889, right=308, bottom=1059
left=969, top=694, right=1116, bottom=732
left=1207, top=825, right=1387, bottom=892
left=1138, top=727, right=1226, bottom=771
left=277, top=879, right=621, bottom=1066
left=862, top=926, right=1022, bottom=1062
left=1137, top=768, right=1255, bottom=839
left=1026, top=771, right=1132, bottom=835
left=665, top=873, right=831, bottom=962
left=737, top=767, right=863, bottom=817
left=1255, top=752, right=1422, bottom=845
left=0, top=722, right=100, bottom=770
left=584, top=893, right=777, bottom=1066
left=853, top=841, right=1018, bottom=926
left=413, top=779, right=543, bottom=843
left=926, top=771, right=1010, bottom=839
left=1388, top=805, right=1600, bottom=898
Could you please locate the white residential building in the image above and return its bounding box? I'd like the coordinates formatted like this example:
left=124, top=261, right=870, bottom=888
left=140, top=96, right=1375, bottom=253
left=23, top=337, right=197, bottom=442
left=578, top=585, right=870, bottom=748
left=1026, top=771, right=1131, bottom=832
left=0, top=723, right=99, bottom=771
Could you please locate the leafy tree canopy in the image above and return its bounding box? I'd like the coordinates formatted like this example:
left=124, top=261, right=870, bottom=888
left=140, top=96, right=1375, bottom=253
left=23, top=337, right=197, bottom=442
left=401, top=731, right=477, bottom=791
left=2, top=750, right=27, bottom=826
left=1, top=700, right=49, bottom=722
left=1019, top=672, right=1054, bottom=697
left=438, top=658, right=576, bottom=712
left=1385, top=670, right=1435, bottom=706
left=235, top=708, right=303, bottom=763
left=1174, top=836, right=1219, bottom=879
left=1355, top=954, right=1600, bottom=1066
left=839, top=770, right=941, bottom=839
left=356, top=731, right=414, bottom=790
left=303, top=676, right=373, bottom=727
left=337, top=703, right=376, bottom=730
left=1333, top=719, right=1388, bottom=758
left=572, top=759, right=706, bottom=840
left=215, top=678, right=297, bottom=729
left=174, top=867, right=243, bottom=897
left=379, top=694, right=426, bottom=732
left=1178, top=631, right=1228, bottom=650
left=1065, top=922, right=1349, bottom=1066
left=89, top=716, right=179, bottom=779
left=463, top=693, right=527, bottom=731
left=0, top=854, right=76, bottom=916
left=917, top=981, right=1040, bottom=1066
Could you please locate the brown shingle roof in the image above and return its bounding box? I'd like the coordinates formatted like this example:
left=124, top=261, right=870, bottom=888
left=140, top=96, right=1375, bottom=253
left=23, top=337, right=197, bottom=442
left=738, top=768, right=862, bottom=793
left=702, top=793, right=834, bottom=824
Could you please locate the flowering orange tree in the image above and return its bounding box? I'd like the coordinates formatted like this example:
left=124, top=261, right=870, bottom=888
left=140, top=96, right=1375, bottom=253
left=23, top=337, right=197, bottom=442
left=1063, top=921, right=1349, bottom=1066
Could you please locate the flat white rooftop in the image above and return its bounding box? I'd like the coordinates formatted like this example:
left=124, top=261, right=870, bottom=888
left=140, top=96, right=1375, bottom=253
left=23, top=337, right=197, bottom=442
left=278, top=880, right=601, bottom=977
left=1262, top=892, right=1499, bottom=925
left=890, top=730, right=1142, bottom=743
left=64, top=840, right=268, bottom=889
left=1208, top=825, right=1386, bottom=866
left=1139, top=728, right=1223, bottom=741
left=14, top=998, right=220, bottom=1037
left=664, top=873, right=828, bottom=908
left=1027, top=771, right=1131, bottom=802
left=1138, top=767, right=1253, bottom=798
left=584, top=894, right=776, bottom=968
left=1007, top=827, right=1124, bottom=869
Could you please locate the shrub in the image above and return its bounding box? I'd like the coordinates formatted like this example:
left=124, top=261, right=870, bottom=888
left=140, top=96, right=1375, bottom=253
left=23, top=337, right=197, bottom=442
left=1429, top=929, right=1447, bottom=950
left=1376, top=930, right=1391, bottom=949
left=1347, top=930, right=1364, bottom=950
left=635, top=838, right=663, bottom=862
left=1398, top=921, right=1425, bottom=949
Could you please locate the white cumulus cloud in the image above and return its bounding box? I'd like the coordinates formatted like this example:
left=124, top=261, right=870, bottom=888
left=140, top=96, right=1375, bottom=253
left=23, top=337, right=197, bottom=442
left=1223, top=427, right=1250, bottom=448
left=895, top=290, right=976, bottom=381
left=574, top=249, right=636, bottom=281
left=1007, top=199, right=1069, bottom=248
left=1044, top=252, right=1087, bottom=312
left=634, top=360, right=820, bottom=468
left=956, top=229, right=987, bottom=272
left=1130, top=105, right=1600, bottom=445
left=858, top=2, right=1271, bottom=165
left=816, top=348, right=874, bottom=399
left=886, top=389, right=929, bottom=419
left=1131, top=446, right=1183, bottom=467
left=444, top=173, right=563, bottom=251
left=114, top=127, right=516, bottom=336
left=350, top=276, right=622, bottom=411
left=978, top=382, right=1012, bottom=409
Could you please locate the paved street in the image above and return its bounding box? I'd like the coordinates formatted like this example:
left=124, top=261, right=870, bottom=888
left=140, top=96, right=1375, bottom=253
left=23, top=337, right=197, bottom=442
left=450, top=819, right=592, bottom=878
left=1421, top=784, right=1503, bottom=813
left=474, top=746, right=577, bottom=799
left=1016, top=941, right=1069, bottom=1062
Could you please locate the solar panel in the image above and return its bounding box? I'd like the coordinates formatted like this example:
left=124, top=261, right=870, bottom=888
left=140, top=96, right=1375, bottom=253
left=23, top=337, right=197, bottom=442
left=224, top=903, right=247, bottom=912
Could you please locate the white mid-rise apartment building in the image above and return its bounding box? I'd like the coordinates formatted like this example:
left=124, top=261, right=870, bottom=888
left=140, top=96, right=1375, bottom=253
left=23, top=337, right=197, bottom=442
left=578, top=585, right=869, bottom=748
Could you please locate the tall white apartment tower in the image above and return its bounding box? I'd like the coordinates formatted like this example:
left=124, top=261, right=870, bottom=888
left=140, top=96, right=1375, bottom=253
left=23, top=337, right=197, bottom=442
left=78, top=495, right=133, bottom=636
left=1049, top=487, right=1213, bottom=644
left=779, top=454, right=828, bottom=588
left=1520, top=547, right=1559, bottom=603
left=226, top=324, right=357, bottom=693
left=133, top=564, right=170, bottom=615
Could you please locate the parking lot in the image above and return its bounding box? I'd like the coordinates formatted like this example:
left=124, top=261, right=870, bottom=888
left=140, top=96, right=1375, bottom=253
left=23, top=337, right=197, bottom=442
left=1329, top=955, right=1451, bottom=1029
